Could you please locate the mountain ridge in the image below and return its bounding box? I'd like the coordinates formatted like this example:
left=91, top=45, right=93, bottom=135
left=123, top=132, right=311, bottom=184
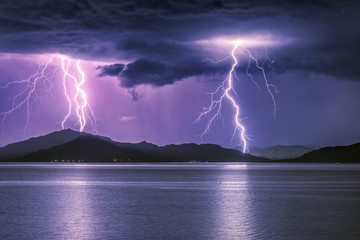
left=0, top=129, right=86, bottom=159
left=250, top=145, right=318, bottom=160
left=1, top=129, right=359, bottom=162
left=287, top=142, right=360, bottom=163
left=0, top=130, right=265, bottom=162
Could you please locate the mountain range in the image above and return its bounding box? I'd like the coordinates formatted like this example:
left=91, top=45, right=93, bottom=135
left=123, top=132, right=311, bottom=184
left=289, top=143, right=360, bottom=163
left=249, top=145, right=319, bottom=160
left=0, top=129, right=359, bottom=163
left=0, top=129, right=264, bottom=162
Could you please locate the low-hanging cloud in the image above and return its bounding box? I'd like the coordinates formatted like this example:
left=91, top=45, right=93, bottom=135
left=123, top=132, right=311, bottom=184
left=97, top=64, right=125, bottom=77
left=97, top=58, right=229, bottom=88
left=127, top=88, right=143, bottom=101
left=119, top=116, right=137, bottom=121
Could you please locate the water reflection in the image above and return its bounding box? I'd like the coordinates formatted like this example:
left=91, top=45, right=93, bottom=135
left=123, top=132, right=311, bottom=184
left=51, top=173, right=95, bottom=239
left=222, top=164, right=248, bottom=170
left=1, top=163, right=360, bottom=240
left=211, top=168, right=255, bottom=239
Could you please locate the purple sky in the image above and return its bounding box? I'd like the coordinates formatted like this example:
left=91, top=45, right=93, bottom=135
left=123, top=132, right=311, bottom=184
left=0, top=0, right=359, bottom=149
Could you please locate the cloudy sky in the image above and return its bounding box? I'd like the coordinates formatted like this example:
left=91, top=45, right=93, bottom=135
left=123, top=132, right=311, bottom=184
left=0, top=0, right=359, bottom=150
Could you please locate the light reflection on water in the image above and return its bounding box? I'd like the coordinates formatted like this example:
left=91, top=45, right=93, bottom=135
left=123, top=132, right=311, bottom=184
left=0, top=163, right=360, bottom=240
left=56, top=183, right=93, bottom=239
left=214, top=171, right=254, bottom=239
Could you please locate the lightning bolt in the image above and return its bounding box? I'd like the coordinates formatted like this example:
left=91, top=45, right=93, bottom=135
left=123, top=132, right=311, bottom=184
left=60, top=56, right=97, bottom=132
left=0, top=56, right=56, bottom=136
left=0, top=54, right=97, bottom=138
left=196, top=39, right=278, bottom=153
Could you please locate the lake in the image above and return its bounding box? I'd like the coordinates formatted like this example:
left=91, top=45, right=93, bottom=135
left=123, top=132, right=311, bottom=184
left=0, top=163, right=359, bottom=240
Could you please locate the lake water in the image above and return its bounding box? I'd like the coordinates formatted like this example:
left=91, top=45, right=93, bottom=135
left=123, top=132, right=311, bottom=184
left=0, top=163, right=359, bottom=240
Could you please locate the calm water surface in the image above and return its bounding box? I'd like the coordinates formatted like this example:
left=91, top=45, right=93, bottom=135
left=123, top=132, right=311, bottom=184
left=0, top=163, right=359, bottom=240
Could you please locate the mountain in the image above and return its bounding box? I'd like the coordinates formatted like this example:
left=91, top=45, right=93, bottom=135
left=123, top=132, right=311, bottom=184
left=250, top=145, right=318, bottom=160
left=160, top=143, right=262, bottom=162
left=0, top=129, right=86, bottom=160
left=289, top=143, right=360, bottom=163
left=2, top=129, right=359, bottom=163
left=0, top=130, right=266, bottom=162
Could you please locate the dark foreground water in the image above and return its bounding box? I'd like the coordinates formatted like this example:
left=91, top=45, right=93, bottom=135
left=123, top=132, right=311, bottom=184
left=0, top=163, right=360, bottom=240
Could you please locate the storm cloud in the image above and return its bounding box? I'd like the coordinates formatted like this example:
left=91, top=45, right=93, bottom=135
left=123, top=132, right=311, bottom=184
left=0, top=0, right=359, bottom=84
left=98, top=58, right=228, bottom=88
left=97, top=63, right=125, bottom=77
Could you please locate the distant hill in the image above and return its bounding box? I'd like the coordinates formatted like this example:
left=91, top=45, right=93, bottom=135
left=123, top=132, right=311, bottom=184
left=0, top=129, right=85, bottom=159
left=1, top=129, right=359, bottom=163
left=250, top=145, right=317, bottom=160
left=0, top=130, right=265, bottom=162
left=289, top=143, right=360, bottom=163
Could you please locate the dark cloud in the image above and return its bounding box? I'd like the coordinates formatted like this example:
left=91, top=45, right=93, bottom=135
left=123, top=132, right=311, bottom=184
left=0, top=0, right=359, bottom=81
left=97, top=64, right=125, bottom=77
left=127, top=89, right=142, bottom=101
left=97, top=58, right=229, bottom=88
left=120, top=39, right=196, bottom=61
left=273, top=19, right=360, bottom=80
left=120, top=59, right=171, bottom=87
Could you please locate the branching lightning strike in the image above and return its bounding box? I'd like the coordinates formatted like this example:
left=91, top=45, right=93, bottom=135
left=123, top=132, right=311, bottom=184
left=60, top=56, right=97, bottom=132
left=0, top=55, right=97, bottom=137
left=196, top=39, right=278, bottom=153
